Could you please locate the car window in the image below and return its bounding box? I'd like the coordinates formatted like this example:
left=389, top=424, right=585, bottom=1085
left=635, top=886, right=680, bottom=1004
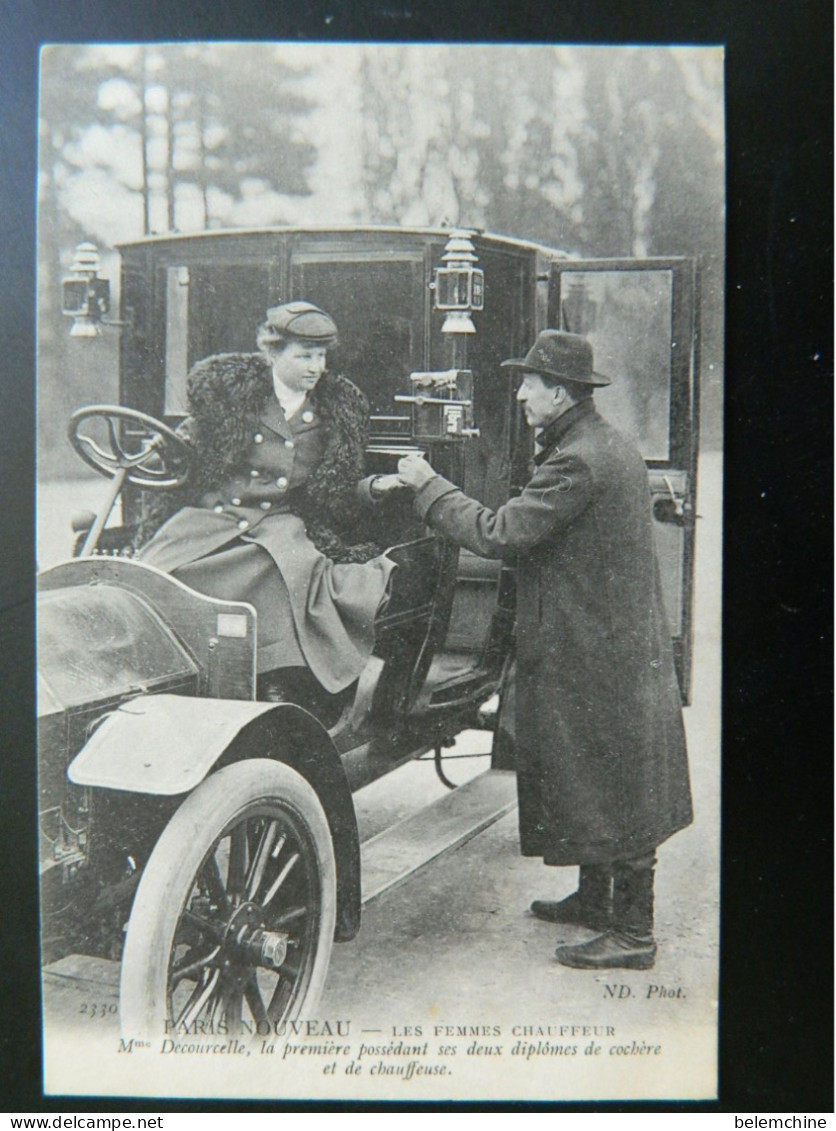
left=560, top=268, right=674, bottom=461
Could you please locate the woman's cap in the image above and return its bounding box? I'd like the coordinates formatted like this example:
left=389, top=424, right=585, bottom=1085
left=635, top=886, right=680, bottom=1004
left=261, top=301, right=338, bottom=343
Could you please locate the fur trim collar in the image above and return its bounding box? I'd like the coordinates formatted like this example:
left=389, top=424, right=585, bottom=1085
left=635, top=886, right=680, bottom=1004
left=183, top=352, right=379, bottom=562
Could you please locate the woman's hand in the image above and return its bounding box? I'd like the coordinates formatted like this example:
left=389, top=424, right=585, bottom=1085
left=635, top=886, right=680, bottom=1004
left=397, top=453, right=438, bottom=490
left=370, top=472, right=407, bottom=497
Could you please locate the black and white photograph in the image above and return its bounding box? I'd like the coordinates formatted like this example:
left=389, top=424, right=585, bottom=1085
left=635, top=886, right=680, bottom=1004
left=34, top=39, right=725, bottom=1103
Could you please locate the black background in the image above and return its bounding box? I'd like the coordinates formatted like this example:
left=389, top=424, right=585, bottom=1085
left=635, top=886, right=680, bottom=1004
left=1, top=0, right=832, bottom=1113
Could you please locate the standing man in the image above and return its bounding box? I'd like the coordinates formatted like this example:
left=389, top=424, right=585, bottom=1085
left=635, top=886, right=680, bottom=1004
left=398, top=330, right=692, bottom=971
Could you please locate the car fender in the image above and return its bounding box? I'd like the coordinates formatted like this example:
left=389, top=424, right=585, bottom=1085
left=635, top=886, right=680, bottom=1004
left=69, top=694, right=362, bottom=940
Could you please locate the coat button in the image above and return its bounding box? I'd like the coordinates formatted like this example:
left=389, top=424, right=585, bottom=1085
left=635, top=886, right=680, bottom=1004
left=237, top=519, right=249, bottom=531
left=260, top=500, right=271, bottom=511
left=276, top=476, right=288, bottom=490
left=253, top=432, right=264, bottom=444
left=213, top=504, right=224, bottom=514
left=250, top=468, right=260, bottom=478
left=301, top=410, right=314, bottom=423
left=231, top=497, right=242, bottom=507
left=284, top=439, right=295, bottom=449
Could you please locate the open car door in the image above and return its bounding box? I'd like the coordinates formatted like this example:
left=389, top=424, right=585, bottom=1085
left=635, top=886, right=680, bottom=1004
left=548, top=257, right=699, bottom=701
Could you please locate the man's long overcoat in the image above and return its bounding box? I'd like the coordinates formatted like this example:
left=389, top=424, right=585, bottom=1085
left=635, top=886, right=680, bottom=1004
left=415, top=399, right=693, bottom=865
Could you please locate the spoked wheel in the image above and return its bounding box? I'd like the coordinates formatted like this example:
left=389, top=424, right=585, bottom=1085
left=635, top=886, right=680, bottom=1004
left=120, top=761, right=337, bottom=1041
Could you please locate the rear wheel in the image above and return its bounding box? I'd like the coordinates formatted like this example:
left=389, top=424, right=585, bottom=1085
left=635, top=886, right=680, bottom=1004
left=120, top=760, right=336, bottom=1041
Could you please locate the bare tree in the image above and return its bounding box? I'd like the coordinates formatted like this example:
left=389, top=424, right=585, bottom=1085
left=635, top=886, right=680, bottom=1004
left=355, top=45, right=723, bottom=260
left=39, top=44, right=316, bottom=239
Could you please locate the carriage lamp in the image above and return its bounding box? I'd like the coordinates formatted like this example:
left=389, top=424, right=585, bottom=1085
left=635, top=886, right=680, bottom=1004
left=62, top=242, right=111, bottom=337
left=431, top=230, right=484, bottom=334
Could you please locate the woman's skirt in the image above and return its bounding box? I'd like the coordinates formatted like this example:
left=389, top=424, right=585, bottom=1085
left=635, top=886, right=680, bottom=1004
left=138, top=508, right=395, bottom=692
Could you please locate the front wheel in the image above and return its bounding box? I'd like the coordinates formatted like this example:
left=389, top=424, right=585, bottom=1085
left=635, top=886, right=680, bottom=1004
left=120, top=760, right=337, bottom=1041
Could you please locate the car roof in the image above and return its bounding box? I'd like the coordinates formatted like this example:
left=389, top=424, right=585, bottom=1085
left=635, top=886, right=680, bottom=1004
left=115, top=224, right=569, bottom=259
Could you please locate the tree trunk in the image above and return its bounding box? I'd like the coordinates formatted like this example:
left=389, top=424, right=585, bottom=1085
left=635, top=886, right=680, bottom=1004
left=140, top=48, right=151, bottom=235
left=165, top=87, right=176, bottom=232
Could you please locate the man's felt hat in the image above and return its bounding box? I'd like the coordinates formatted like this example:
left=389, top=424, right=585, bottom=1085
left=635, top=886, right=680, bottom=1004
left=501, top=329, right=611, bottom=387
left=261, top=301, right=338, bottom=343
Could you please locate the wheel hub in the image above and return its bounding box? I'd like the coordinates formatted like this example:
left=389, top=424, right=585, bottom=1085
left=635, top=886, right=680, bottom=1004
left=246, top=928, right=290, bottom=970
left=223, top=901, right=289, bottom=970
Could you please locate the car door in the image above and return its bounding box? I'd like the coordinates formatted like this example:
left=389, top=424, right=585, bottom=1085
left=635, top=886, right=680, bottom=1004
left=548, top=257, right=699, bottom=701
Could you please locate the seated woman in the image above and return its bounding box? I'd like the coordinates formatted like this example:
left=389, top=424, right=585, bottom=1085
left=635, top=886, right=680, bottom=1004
left=137, top=301, right=403, bottom=710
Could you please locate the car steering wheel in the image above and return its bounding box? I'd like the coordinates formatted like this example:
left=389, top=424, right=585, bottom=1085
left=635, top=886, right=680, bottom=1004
left=68, top=405, right=193, bottom=490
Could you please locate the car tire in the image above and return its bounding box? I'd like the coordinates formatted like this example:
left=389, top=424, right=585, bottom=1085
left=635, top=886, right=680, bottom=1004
left=119, top=759, right=337, bottom=1042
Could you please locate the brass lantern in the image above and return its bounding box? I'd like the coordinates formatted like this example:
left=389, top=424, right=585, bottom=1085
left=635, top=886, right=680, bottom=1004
left=62, top=242, right=111, bottom=338
left=431, top=230, right=484, bottom=334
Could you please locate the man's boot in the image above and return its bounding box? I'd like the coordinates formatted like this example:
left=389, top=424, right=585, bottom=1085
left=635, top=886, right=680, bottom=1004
left=530, top=864, right=613, bottom=931
left=553, top=853, right=657, bottom=969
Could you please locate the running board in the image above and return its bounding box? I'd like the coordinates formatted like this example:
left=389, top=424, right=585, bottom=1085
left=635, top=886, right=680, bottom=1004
left=360, top=768, right=517, bottom=906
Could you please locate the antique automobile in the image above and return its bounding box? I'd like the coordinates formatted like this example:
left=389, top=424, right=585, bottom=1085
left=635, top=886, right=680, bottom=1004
left=39, top=226, right=699, bottom=1038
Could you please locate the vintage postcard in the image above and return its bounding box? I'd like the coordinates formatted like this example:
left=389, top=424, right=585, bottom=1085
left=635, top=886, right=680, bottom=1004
left=36, top=42, right=724, bottom=1101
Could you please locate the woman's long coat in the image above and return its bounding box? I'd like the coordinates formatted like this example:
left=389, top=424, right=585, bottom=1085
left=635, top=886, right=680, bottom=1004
left=415, top=399, right=693, bottom=865
left=137, top=354, right=394, bottom=691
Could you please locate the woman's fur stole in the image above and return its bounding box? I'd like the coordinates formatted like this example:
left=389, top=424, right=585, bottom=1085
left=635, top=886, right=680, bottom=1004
left=137, top=353, right=382, bottom=563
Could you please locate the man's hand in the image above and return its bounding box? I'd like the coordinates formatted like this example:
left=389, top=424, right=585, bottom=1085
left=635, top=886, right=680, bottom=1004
left=398, top=452, right=438, bottom=490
